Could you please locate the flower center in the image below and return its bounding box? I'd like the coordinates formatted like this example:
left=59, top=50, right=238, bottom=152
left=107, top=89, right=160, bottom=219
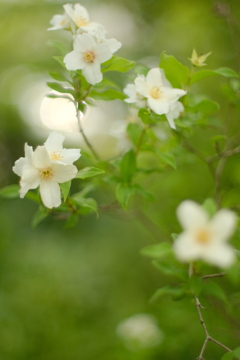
left=76, top=17, right=89, bottom=27
left=60, top=19, right=67, bottom=26
left=195, top=228, right=211, bottom=244
left=39, top=167, right=53, bottom=181
left=150, top=86, right=161, bottom=100
left=51, top=151, right=63, bottom=161
left=83, top=51, right=95, bottom=63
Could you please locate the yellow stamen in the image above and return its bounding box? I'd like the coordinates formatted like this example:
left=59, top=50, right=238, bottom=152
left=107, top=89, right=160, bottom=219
left=83, top=51, right=95, bottom=63
left=76, top=17, right=89, bottom=27
left=150, top=86, right=161, bottom=100
left=60, top=19, right=67, bottom=26
left=39, top=167, right=53, bottom=181
left=51, top=151, right=63, bottom=161
left=195, top=228, right=211, bottom=244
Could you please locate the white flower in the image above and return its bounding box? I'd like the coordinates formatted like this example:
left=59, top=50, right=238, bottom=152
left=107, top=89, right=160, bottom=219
left=135, top=68, right=186, bottom=116
left=64, top=33, right=112, bottom=85
left=116, top=313, right=163, bottom=351
left=48, top=12, right=71, bottom=31
left=44, top=131, right=81, bottom=165
left=13, top=133, right=79, bottom=209
left=87, top=25, right=122, bottom=54
left=173, top=200, right=237, bottom=268
left=166, top=101, right=184, bottom=129
left=63, top=3, right=100, bottom=33
left=123, top=77, right=147, bottom=108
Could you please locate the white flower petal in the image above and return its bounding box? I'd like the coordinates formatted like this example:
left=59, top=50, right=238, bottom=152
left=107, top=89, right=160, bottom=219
left=44, top=131, right=64, bottom=153
left=210, top=209, right=237, bottom=242
left=40, top=181, right=61, bottom=209
left=124, top=84, right=138, bottom=102
left=94, top=43, right=112, bottom=63
left=148, top=98, right=170, bottom=115
left=106, top=38, right=122, bottom=53
left=166, top=113, right=176, bottom=129
left=146, top=68, right=163, bottom=87
left=61, top=148, right=81, bottom=164
left=33, top=146, right=51, bottom=169
left=64, top=50, right=85, bottom=71
left=82, top=62, right=102, bottom=85
left=173, top=232, right=203, bottom=262
left=135, top=76, right=148, bottom=97
left=162, top=88, right=186, bottom=102
left=177, top=200, right=208, bottom=230
left=202, top=243, right=236, bottom=268
left=20, top=168, right=40, bottom=197
left=74, top=33, right=96, bottom=51
left=52, top=164, right=78, bottom=183
left=13, top=158, right=28, bottom=177
left=24, top=143, right=34, bottom=163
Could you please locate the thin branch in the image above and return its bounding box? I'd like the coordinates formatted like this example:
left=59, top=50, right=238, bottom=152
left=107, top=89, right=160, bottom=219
left=202, top=272, right=226, bottom=280
left=195, top=297, right=232, bottom=359
left=182, top=140, right=215, bottom=177
left=206, top=144, right=240, bottom=163
left=75, top=101, right=100, bottom=161
left=135, top=125, right=149, bottom=155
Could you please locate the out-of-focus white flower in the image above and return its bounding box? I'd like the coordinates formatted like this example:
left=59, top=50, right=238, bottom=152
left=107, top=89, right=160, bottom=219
left=87, top=25, right=122, bottom=54
left=63, top=3, right=100, bottom=33
left=44, top=131, right=81, bottom=165
left=166, top=101, right=184, bottom=129
left=123, top=78, right=147, bottom=108
left=13, top=132, right=79, bottom=209
left=109, top=120, right=132, bottom=153
left=64, top=33, right=112, bottom=85
left=48, top=12, right=71, bottom=31
left=189, top=49, right=212, bottom=67
left=135, top=68, right=186, bottom=116
left=174, top=200, right=237, bottom=268
left=116, top=313, right=163, bottom=351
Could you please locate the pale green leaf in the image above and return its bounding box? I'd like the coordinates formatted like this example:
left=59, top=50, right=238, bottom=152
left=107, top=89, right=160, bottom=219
left=160, top=52, right=190, bottom=88
left=101, top=56, right=135, bottom=73
left=0, top=185, right=20, bottom=199
left=116, top=183, right=135, bottom=210
left=76, top=167, right=105, bottom=179
left=140, top=242, right=173, bottom=259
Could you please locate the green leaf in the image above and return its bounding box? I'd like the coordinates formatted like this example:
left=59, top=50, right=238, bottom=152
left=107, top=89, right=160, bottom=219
left=159, top=52, right=190, bottom=88
left=233, top=347, right=240, bottom=357
left=25, top=191, right=41, bottom=203
left=46, top=82, right=75, bottom=96
left=190, top=67, right=239, bottom=85
left=127, top=123, right=143, bottom=146
left=155, top=149, right=176, bottom=169
left=150, top=285, right=186, bottom=302
left=116, top=183, right=135, bottom=210
left=88, top=89, right=126, bottom=101
left=64, top=213, right=79, bottom=228
left=0, top=185, right=20, bottom=199
left=221, top=352, right=234, bottom=360
left=31, top=207, right=47, bottom=229
left=101, top=56, right=135, bottom=73
left=133, top=184, right=155, bottom=201
left=52, top=56, right=65, bottom=68
left=140, top=242, right=173, bottom=259
left=46, top=40, right=68, bottom=55
left=72, top=195, right=98, bottom=216
left=138, top=108, right=152, bottom=124
left=152, top=260, right=188, bottom=280
left=190, top=99, right=220, bottom=115
left=202, top=282, right=227, bottom=303
left=171, top=233, right=179, bottom=241
left=120, top=149, right=136, bottom=183
left=202, top=198, right=217, bottom=217
left=48, top=72, right=70, bottom=83
left=59, top=181, right=71, bottom=202
left=76, top=167, right=105, bottom=179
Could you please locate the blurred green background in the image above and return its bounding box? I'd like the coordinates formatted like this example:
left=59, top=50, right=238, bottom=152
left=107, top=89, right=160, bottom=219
left=0, top=0, right=240, bottom=359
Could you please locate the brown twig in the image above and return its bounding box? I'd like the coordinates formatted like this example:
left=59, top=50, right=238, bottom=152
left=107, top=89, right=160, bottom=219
left=195, top=297, right=232, bottom=359
left=202, top=272, right=226, bottom=280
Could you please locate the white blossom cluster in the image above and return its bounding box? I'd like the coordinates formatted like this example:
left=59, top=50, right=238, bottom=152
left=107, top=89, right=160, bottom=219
left=13, top=132, right=81, bottom=209
left=48, top=3, right=122, bottom=85
left=124, top=67, right=186, bottom=129
left=116, top=313, right=163, bottom=351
